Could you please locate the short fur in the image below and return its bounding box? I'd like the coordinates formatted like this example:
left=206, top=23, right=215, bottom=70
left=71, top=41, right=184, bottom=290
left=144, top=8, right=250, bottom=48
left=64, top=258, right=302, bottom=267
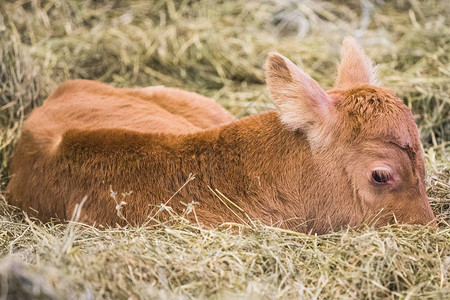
left=6, top=37, right=435, bottom=234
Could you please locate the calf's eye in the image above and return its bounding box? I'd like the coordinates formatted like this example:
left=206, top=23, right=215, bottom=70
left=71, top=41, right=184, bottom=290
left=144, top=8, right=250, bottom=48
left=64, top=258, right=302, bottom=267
left=371, top=169, right=391, bottom=184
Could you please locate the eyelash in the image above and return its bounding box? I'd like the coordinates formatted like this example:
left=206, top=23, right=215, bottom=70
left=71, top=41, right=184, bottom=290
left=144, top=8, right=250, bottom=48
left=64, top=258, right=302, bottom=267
left=371, top=169, right=391, bottom=184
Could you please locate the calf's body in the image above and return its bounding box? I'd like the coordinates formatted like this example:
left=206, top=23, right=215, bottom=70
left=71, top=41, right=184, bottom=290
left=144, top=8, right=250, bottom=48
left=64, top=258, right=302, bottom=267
left=7, top=38, right=435, bottom=233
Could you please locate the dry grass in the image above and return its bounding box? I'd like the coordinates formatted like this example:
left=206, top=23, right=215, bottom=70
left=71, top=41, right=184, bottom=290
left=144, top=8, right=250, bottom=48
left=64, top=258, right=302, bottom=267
left=0, top=0, right=449, bottom=298
left=0, top=207, right=449, bottom=299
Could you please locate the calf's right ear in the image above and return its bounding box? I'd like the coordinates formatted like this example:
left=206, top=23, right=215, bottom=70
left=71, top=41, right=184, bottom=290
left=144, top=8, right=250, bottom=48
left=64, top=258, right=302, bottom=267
left=265, top=52, right=334, bottom=148
left=335, top=36, right=377, bottom=89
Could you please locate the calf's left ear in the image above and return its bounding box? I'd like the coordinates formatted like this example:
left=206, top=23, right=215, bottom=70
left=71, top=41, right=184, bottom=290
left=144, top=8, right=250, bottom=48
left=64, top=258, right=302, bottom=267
left=265, top=52, right=334, bottom=148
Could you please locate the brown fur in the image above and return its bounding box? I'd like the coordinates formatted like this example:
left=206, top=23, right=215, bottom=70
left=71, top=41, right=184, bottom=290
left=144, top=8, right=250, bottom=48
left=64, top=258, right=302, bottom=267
left=6, top=37, right=435, bottom=234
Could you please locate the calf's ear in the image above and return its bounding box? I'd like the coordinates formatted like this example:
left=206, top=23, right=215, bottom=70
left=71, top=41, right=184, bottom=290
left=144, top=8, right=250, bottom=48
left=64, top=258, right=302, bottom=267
left=265, top=52, right=333, bottom=148
left=335, top=36, right=378, bottom=89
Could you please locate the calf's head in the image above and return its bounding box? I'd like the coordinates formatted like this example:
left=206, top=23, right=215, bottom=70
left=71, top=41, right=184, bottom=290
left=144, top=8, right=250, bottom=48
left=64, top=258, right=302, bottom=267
left=266, top=37, right=435, bottom=228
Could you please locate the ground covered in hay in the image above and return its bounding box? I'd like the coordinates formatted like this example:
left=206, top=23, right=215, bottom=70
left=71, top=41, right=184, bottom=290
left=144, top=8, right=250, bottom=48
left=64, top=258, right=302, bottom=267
left=0, top=0, right=449, bottom=299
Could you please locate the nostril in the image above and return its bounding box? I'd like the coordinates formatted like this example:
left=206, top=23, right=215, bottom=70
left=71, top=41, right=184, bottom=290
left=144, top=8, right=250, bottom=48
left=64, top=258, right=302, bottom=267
left=429, top=219, right=438, bottom=227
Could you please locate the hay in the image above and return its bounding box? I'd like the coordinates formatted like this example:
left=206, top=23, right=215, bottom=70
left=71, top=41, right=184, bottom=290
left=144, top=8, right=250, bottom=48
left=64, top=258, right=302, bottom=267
left=0, top=0, right=449, bottom=298
left=0, top=195, right=449, bottom=299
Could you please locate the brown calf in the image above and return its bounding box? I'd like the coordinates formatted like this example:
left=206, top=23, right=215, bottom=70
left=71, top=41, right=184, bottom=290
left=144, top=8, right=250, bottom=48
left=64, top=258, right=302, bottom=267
left=6, top=37, right=435, bottom=234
